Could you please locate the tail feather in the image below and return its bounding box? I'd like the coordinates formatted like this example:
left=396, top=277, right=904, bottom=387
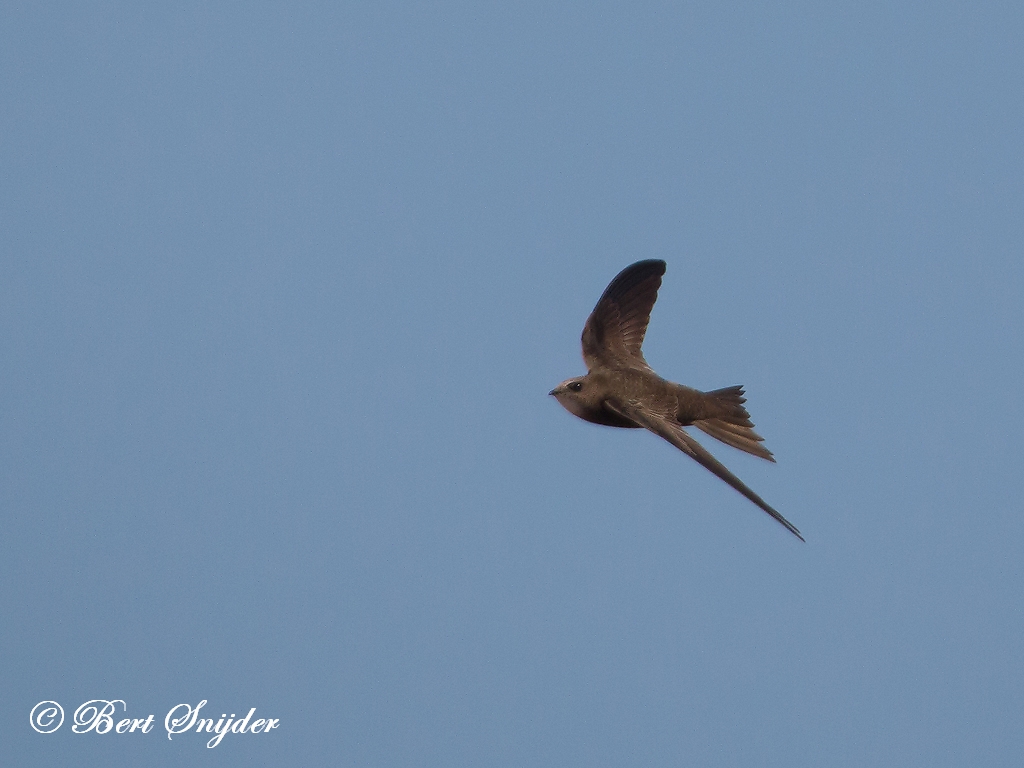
left=695, top=385, right=775, bottom=462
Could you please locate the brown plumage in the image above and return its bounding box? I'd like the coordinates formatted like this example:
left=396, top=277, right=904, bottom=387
left=550, top=259, right=803, bottom=541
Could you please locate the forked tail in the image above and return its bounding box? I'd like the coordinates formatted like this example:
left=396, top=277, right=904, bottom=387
left=694, top=385, right=775, bottom=462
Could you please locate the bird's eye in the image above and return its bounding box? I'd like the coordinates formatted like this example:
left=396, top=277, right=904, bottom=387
left=568, top=381, right=583, bottom=392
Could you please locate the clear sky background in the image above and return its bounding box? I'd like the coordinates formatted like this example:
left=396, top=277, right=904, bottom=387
left=3, top=2, right=1023, bottom=766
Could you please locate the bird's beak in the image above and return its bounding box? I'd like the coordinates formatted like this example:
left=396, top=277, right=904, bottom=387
left=548, top=388, right=558, bottom=396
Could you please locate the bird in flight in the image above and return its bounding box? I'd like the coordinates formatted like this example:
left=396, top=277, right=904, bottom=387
left=549, top=259, right=803, bottom=541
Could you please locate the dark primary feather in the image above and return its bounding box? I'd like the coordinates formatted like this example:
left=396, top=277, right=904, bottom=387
left=606, top=399, right=804, bottom=541
left=581, top=259, right=666, bottom=371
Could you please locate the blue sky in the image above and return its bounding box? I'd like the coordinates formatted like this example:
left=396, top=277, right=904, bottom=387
left=3, top=2, right=1023, bottom=765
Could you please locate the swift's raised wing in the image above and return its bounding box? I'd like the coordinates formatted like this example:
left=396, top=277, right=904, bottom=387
left=581, top=260, right=666, bottom=372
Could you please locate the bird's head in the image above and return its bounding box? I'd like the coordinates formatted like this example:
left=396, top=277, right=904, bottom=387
left=549, top=376, right=600, bottom=420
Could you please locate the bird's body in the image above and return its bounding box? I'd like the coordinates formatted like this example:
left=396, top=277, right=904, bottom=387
left=550, top=259, right=803, bottom=541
